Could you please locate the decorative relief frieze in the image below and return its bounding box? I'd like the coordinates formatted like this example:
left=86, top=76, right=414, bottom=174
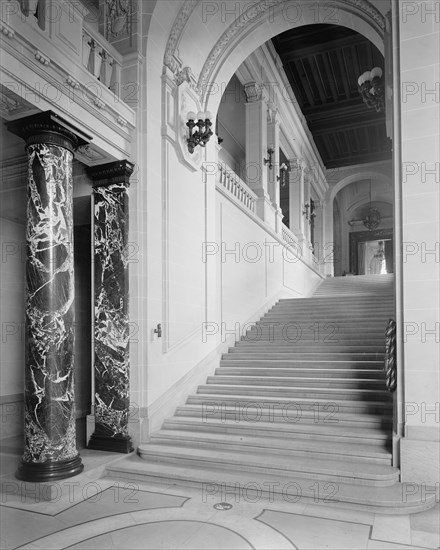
left=164, top=0, right=199, bottom=73
left=116, top=115, right=127, bottom=126
left=35, top=50, right=50, bottom=66
left=1, top=22, right=15, bottom=38
left=66, top=76, right=80, bottom=89
left=92, top=96, right=105, bottom=109
left=105, top=0, right=132, bottom=41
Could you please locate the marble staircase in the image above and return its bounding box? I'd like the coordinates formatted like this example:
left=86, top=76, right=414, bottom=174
left=106, top=274, right=437, bottom=513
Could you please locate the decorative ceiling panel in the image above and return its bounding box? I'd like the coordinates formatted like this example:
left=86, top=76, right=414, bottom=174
left=272, top=24, right=392, bottom=168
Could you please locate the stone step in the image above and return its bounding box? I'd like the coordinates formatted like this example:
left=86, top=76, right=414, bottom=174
left=223, top=352, right=386, bottom=361
left=215, top=367, right=386, bottom=379
left=271, top=304, right=395, bottom=311
left=164, top=415, right=391, bottom=444
left=256, top=319, right=391, bottom=326
left=174, top=404, right=392, bottom=429
left=150, top=429, right=392, bottom=464
left=232, top=344, right=386, bottom=351
left=136, top=443, right=399, bottom=486
left=106, top=456, right=435, bottom=515
left=260, top=315, right=393, bottom=323
left=188, top=393, right=393, bottom=414
left=242, top=330, right=388, bottom=339
left=206, top=375, right=386, bottom=389
left=196, top=384, right=392, bottom=402
left=219, top=359, right=385, bottom=369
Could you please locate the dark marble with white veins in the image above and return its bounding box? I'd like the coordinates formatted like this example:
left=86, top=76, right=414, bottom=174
left=23, top=143, right=78, bottom=463
left=93, top=182, right=130, bottom=438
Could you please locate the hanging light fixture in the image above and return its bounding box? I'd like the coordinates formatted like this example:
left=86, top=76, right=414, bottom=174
left=358, top=67, right=384, bottom=112
left=363, top=180, right=381, bottom=231
left=373, top=241, right=385, bottom=260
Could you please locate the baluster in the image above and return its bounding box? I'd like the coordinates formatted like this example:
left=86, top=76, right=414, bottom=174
left=100, top=51, right=114, bottom=88
left=89, top=40, right=103, bottom=79
left=82, top=31, right=92, bottom=70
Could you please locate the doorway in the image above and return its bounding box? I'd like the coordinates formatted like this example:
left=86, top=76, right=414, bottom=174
left=349, top=229, right=394, bottom=275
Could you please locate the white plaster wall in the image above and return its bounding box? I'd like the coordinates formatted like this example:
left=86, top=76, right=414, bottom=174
left=219, top=193, right=321, bottom=336
left=398, top=0, right=440, bottom=485
left=0, top=218, right=26, bottom=398
left=217, top=74, right=246, bottom=175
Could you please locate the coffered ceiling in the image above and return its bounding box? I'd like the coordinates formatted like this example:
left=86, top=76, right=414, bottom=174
left=272, top=24, right=392, bottom=168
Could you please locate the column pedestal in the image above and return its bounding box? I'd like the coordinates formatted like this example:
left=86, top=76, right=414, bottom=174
left=6, top=111, right=90, bottom=482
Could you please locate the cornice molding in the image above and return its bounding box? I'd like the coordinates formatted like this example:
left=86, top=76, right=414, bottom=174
left=88, top=159, right=135, bottom=188
left=6, top=111, right=91, bottom=153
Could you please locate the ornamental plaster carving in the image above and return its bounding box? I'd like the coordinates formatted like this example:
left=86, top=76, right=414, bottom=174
left=175, top=66, right=197, bottom=88
left=105, top=0, right=132, bottom=41
left=244, top=82, right=263, bottom=103
left=163, top=0, right=200, bottom=74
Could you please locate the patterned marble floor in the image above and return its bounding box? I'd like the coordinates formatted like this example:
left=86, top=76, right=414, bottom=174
left=1, top=437, right=439, bottom=550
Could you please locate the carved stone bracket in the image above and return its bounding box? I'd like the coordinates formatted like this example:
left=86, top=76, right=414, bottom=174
left=175, top=66, right=197, bottom=89
left=244, top=82, right=263, bottom=103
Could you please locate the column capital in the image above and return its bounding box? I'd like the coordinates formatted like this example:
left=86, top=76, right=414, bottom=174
left=6, top=111, right=91, bottom=153
left=88, top=160, right=135, bottom=188
left=289, top=158, right=309, bottom=173
left=244, top=81, right=269, bottom=103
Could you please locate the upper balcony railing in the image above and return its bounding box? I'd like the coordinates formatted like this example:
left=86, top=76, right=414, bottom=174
left=82, top=24, right=122, bottom=96
left=216, top=163, right=257, bottom=214
left=2, top=0, right=124, bottom=101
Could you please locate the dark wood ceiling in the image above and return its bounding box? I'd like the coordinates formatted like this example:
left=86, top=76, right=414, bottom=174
left=272, top=24, right=392, bottom=168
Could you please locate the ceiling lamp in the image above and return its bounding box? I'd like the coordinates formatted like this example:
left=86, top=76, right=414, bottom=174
left=358, top=67, right=384, bottom=112
left=363, top=180, right=381, bottom=231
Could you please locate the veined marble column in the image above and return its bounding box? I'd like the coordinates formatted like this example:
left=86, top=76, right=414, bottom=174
left=87, top=161, right=134, bottom=453
left=6, top=111, right=90, bottom=482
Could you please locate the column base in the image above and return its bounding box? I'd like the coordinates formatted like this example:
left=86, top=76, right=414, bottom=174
left=88, top=430, right=134, bottom=454
left=15, top=455, right=84, bottom=482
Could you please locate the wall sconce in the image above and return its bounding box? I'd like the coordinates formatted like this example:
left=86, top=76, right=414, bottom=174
left=277, top=162, right=290, bottom=187
left=264, top=144, right=275, bottom=169
left=186, top=111, right=213, bottom=154
left=358, top=67, right=384, bottom=112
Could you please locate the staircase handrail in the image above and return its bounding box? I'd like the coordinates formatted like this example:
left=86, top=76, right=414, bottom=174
left=384, top=318, right=397, bottom=392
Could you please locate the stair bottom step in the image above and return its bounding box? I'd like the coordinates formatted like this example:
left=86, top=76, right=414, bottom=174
left=137, top=444, right=398, bottom=486
left=106, top=455, right=437, bottom=515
